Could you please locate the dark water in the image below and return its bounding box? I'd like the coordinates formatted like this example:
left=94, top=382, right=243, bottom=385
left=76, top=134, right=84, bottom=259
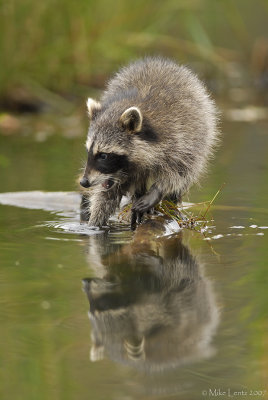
left=0, top=112, right=268, bottom=400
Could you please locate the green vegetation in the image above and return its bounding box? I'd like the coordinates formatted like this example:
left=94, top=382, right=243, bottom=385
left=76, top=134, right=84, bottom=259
left=1, top=0, right=268, bottom=101
left=118, top=184, right=225, bottom=232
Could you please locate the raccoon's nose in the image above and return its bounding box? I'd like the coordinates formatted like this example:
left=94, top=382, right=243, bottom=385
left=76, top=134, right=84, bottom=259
left=80, top=176, right=91, bottom=188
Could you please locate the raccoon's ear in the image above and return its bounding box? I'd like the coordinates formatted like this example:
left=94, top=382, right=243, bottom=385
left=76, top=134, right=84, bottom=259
left=86, top=98, right=101, bottom=120
left=119, top=107, right=143, bottom=133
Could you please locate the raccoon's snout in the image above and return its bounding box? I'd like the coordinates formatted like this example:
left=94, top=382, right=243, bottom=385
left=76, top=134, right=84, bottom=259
left=80, top=176, right=91, bottom=188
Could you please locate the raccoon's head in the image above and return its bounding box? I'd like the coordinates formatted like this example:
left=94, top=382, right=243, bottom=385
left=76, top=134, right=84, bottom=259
left=80, top=98, right=143, bottom=190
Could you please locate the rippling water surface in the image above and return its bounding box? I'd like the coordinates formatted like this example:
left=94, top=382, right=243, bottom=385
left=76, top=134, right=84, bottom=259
left=0, top=115, right=267, bottom=400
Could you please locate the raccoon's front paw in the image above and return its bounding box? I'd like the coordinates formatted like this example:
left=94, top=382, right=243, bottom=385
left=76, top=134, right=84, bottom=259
left=88, top=215, right=107, bottom=228
left=132, top=198, right=150, bottom=214
left=80, top=194, right=91, bottom=223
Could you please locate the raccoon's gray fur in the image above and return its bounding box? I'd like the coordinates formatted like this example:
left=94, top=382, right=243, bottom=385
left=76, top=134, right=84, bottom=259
left=80, top=57, right=219, bottom=227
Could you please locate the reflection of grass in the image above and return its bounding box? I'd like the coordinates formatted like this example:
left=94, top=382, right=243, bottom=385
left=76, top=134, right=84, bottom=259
left=0, top=0, right=267, bottom=99
left=119, top=183, right=225, bottom=231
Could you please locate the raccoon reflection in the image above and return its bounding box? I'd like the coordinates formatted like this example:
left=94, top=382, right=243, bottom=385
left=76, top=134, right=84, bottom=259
left=83, top=225, right=219, bottom=372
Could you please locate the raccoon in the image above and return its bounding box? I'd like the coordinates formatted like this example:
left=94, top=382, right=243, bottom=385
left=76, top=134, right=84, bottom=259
left=80, top=57, right=219, bottom=227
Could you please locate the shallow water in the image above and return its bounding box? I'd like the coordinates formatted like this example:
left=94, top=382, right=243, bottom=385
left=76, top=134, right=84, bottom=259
left=0, top=115, right=268, bottom=400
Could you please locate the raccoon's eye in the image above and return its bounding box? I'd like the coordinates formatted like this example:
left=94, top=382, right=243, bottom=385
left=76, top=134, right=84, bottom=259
left=98, top=153, right=108, bottom=160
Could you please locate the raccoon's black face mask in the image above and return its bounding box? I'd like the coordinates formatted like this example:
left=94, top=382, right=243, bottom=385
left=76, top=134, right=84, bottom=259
left=93, top=152, right=129, bottom=175
left=80, top=149, right=129, bottom=190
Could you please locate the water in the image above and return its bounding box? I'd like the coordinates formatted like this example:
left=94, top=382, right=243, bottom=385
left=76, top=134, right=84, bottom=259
left=0, top=112, right=267, bottom=400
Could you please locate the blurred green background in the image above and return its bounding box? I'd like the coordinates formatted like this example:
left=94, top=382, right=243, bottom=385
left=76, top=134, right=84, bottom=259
left=0, top=0, right=268, bottom=110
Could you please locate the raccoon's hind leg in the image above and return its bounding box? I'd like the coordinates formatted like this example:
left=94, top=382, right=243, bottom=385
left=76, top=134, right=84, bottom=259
left=88, top=186, right=122, bottom=227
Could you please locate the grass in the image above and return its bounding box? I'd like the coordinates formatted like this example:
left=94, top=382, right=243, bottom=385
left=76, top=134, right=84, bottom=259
left=0, top=0, right=268, bottom=102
